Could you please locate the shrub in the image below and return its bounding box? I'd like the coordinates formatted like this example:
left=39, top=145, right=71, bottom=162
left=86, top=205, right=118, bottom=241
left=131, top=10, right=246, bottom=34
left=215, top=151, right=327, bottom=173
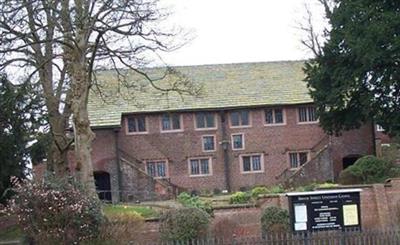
left=159, top=208, right=210, bottom=241
left=213, top=188, right=222, bottom=195
left=91, top=211, right=144, bottom=244
left=269, top=185, right=285, bottom=194
left=229, top=191, right=251, bottom=204
left=177, top=192, right=213, bottom=215
left=261, top=206, right=290, bottom=235
left=251, top=186, right=269, bottom=199
left=7, top=177, right=103, bottom=244
left=338, top=155, right=399, bottom=184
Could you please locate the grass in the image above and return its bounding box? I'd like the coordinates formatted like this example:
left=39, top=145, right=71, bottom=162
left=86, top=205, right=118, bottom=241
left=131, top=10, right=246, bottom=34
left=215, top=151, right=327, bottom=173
left=0, top=225, right=22, bottom=241
left=102, top=204, right=159, bottom=219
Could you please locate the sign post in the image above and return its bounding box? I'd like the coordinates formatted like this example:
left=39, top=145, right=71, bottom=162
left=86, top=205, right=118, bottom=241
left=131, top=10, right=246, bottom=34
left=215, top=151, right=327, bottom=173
left=287, top=189, right=362, bottom=232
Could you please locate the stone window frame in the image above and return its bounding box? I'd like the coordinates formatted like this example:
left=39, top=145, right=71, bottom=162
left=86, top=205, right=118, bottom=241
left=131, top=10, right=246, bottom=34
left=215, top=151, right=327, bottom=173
left=263, top=108, right=286, bottom=126
left=194, top=112, right=218, bottom=131
left=239, top=153, right=265, bottom=174
left=202, top=134, right=217, bottom=152
left=187, top=157, right=213, bottom=177
left=297, top=106, right=319, bottom=124
left=231, top=133, right=245, bottom=151
left=125, top=115, right=148, bottom=135
left=287, top=150, right=310, bottom=169
left=160, top=113, right=184, bottom=133
left=145, top=159, right=169, bottom=179
left=229, top=110, right=252, bottom=128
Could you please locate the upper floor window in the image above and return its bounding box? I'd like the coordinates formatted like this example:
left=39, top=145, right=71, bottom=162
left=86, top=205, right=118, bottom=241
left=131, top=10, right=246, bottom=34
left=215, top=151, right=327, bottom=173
left=195, top=112, right=216, bottom=129
left=202, top=135, right=216, bottom=152
left=230, top=110, right=250, bottom=127
left=146, top=160, right=167, bottom=178
left=376, top=124, right=385, bottom=132
left=289, top=151, right=309, bottom=168
left=231, top=133, right=244, bottom=150
left=126, top=115, right=147, bottom=134
left=240, top=154, right=264, bottom=173
left=265, top=108, right=284, bottom=125
left=189, top=157, right=212, bottom=176
left=298, top=106, right=317, bottom=123
left=161, top=113, right=182, bottom=131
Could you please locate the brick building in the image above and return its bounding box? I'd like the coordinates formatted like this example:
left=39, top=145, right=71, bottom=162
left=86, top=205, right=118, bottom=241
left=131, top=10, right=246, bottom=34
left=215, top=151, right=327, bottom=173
left=87, top=60, right=377, bottom=202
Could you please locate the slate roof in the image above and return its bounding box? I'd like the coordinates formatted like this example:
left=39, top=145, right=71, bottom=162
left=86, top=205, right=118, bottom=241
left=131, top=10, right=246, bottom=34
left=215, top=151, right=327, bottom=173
left=88, top=60, right=312, bottom=128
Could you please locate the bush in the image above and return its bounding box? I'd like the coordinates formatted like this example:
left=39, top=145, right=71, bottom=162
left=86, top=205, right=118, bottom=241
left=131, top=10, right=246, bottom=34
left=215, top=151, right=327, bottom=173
left=261, top=206, right=290, bottom=235
left=268, top=185, right=285, bottom=194
left=229, top=191, right=251, bottom=204
left=159, top=208, right=210, bottom=241
left=338, top=155, right=400, bottom=184
left=91, top=211, right=144, bottom=244
left=251, top=186, right=269, bottom=199
left=7, top=177, right=103, bottom=244
left=177, top=192, right=213, bottom=215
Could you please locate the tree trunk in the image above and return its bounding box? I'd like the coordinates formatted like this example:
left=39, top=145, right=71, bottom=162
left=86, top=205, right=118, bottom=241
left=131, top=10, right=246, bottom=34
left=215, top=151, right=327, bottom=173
left=69, top=60, right=97, bottom=197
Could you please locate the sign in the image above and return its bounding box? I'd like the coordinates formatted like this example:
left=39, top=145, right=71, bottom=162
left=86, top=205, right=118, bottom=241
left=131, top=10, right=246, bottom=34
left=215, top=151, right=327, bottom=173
left=287, top=189, right=361, bottom=232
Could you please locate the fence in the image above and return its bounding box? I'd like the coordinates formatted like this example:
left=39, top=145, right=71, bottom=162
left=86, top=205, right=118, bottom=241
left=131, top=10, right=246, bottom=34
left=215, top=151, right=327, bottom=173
left=133, top=229, right=400, bottom=245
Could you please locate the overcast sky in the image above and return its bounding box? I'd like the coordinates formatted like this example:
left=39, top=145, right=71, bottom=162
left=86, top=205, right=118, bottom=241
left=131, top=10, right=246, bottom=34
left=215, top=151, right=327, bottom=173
left=158, top=0, right=327, bottom=66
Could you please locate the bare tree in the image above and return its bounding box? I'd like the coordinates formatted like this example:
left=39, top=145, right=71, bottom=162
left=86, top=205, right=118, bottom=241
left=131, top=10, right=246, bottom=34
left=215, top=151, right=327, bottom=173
left=0, top=0, right=198, bottom=195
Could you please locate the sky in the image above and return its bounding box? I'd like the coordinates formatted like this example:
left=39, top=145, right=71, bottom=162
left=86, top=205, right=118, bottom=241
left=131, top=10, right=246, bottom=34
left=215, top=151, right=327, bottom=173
left=158, top=0, right=327, bottom=66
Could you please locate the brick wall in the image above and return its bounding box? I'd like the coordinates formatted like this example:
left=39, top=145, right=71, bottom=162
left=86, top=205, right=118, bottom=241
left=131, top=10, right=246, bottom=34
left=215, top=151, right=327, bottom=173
left=90, top=104, right=375, bottom=200
left=141, top=179, right=400, bottom=242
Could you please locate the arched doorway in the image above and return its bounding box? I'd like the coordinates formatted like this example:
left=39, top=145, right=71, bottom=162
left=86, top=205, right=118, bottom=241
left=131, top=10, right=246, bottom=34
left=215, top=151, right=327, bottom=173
left=94, top=171, right=112, bottom=201
left=342, top=154, right=362, bottom=170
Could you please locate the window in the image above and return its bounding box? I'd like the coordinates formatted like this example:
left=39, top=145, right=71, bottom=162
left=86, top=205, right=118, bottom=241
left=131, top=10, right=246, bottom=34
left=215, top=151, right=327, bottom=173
left=298, top=106, right=317, bottom=123
left=126, top=116, right=147, bottom=133
left=146, top=161, right=167, bottom=178
left=376, top=124, right=385, bottom=132
left=195, top=112, right=216, bottom=129
left=202, top=135, right=216, bottom=152
left=230, top=110, right=250, bottom=127
left=240, top=154, right=264, bottom=173
left=289, top=152, right=309, bottom=168
left=264, top=108, right=284, bottom=125
left=161, top=113, right=182, bottom=131
left=231, top=134, right=244, bottom=150
left=189, top=158, right=212, bottom=176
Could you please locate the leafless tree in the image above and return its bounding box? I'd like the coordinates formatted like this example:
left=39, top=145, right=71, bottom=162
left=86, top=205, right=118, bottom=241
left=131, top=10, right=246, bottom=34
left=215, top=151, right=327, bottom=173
left=0, top=0, right=199, bottom=195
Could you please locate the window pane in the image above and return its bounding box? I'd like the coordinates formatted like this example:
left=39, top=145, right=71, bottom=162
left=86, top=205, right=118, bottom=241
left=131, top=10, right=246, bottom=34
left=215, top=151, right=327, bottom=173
left=137, top=116, right=146, bottom=132
left=275, top=109, right=283, bottom=124
left=127, top=117, right=137, bottom=132
left=289, top=153, right=298, bottom=168
left=299, top=153, right=308, bottom=165
left=203, top=136, right=215, bottom=151
left=157, top=162, right=166, bottom=177
left=230, top=112, right=240, bottom=126
left=196, top=113, right=205, bottom=128
left=242, top=156, right=251, bottom=172
left=205, top=113, right=215, bottom=128
left=265, top=109, right=274, bottom=124
left=299, top=108, right=307, bottom=122
left=241, top=110, right=249, bottom=125
left=232, top=135, right=243, bottom=149
left=200, top=159, right=209, bottom=174
left=162, top=114, right=170, bottom=130
left=308, top=107, right=317, bottom=121
left=252, top=155, right=261, bottom=171
left=147, top=162, right=155, bottom=177
left=172, top=114, right=181, bottom=129
left=190, top=160, right=199, bottom=175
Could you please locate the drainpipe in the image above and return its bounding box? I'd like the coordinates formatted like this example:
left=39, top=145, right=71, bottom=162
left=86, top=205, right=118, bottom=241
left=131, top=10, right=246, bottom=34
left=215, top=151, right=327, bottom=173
left=371, top=121, right=377, bottom=156
left=114, top=128, right=123, bottom=202
left=219, top=111, right=231, bottom=192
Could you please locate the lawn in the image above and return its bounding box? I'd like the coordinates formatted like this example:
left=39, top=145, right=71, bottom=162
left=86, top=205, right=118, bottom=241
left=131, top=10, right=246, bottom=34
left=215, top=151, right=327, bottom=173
left=0, top=225, right=22, bottom=241
left=102, top=204, right=159, bottom=219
